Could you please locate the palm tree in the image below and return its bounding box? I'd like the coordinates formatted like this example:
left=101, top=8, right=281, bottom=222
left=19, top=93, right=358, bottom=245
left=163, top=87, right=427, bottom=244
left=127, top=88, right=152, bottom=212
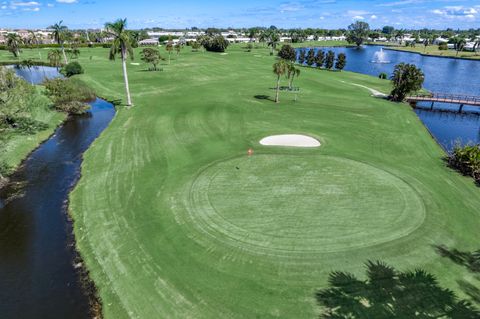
left=49, top=21, right=69, bottom=64
left=286, top=63, right=300, bottom=90
left=474, top=40, right=480, bottom=56
left=28, top=31, right=42, bottom=60
left=273, top=59, right=288, bottom=103
left=166, top=40, right=174, bottom=64
left=453, top=38, right=466, bottom=57
left=259, top=30, right=268, bottom=47
left=267, top=31, right=280, bottom=55
left=6, top=33, right=22, bottom=58
left=105, top=18, right=134, bottom=107
left=48, top=49, right=62, bottom=69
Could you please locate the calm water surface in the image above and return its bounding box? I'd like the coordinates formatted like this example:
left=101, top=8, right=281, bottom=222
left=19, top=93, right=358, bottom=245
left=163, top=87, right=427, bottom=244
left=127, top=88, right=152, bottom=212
left=0, top=67, right=115, bottom=318
left=298, top=46, right=480, bottom=150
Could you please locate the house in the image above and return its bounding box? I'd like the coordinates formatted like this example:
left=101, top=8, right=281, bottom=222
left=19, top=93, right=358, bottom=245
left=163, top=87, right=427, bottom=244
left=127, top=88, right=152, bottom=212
left=139, top=38, right=160, bottom=46
left=464, top=42, right=478, bottom=52
left=433, top=37, right=449, bottom=45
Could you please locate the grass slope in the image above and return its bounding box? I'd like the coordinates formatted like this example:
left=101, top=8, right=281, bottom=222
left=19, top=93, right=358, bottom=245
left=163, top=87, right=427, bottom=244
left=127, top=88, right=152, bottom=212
left=8, top=45, right=478, bottom=318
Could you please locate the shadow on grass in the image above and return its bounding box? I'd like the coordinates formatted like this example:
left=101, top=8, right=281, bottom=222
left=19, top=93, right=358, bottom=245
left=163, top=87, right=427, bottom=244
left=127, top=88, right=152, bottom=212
left=435, top=245, right=480, bottom=273
left=315, top=260, right=480, bottom=318
left=254, top=95, right=274, bottom=102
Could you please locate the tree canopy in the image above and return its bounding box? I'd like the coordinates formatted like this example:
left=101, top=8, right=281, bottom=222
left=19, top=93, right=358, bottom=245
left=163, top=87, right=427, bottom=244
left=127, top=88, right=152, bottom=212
left=347, top=21, right=370, bottom=47
left=277, top=44, right=297, bottom=62
left=390, top=63, right=425, bottom=102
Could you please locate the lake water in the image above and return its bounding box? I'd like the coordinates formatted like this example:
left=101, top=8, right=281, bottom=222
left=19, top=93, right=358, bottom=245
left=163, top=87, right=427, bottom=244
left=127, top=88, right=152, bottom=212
left=0, top=67, right=115, bottom=318
left=298, top=46, right=480, bottom=150
left=6, top=65, right=63, bottom=84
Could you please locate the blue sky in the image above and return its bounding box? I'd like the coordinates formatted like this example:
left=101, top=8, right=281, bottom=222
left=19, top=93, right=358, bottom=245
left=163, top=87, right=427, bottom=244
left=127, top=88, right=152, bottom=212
left=1, top=0, right=480, bottom=29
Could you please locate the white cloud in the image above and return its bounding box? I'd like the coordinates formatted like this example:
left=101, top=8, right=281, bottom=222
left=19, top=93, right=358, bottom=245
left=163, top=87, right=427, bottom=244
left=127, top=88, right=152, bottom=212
left=353, top=15, right=365, bottom=20
left=432, top=6, right=479, bottom=19
left=11, top=1, right=39, bottom=6
left=56, top=0, right=77, bottom=3
left=370, top=15, right=378, bottom=19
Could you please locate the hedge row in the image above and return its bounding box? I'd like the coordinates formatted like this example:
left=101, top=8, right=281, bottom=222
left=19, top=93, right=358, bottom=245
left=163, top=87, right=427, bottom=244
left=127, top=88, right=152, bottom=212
left=0, top=43, right=113, bottom=50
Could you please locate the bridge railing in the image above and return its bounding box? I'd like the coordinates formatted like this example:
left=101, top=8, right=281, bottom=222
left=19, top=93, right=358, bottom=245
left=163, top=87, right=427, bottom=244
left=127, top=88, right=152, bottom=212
left=407, top=93, right=480, bottom=104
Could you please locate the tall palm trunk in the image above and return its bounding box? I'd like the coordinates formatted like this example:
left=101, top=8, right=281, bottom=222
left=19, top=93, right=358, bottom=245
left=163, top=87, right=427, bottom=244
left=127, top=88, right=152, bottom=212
left=121, top=50, right=133, bottom=106
left=61, top=44, right=68, bottom=64
left=275, top=75, right=281, bottom=103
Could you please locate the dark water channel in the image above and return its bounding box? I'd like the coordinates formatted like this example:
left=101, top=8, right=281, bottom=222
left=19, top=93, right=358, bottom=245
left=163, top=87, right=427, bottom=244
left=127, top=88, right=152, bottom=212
left=297, top=45, right=480, bottom=150
left=0, top=67, right=115, bottom=318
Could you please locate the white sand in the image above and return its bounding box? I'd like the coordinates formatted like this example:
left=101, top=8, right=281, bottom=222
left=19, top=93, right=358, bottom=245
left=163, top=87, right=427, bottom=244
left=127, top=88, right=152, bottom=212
left=260, top=135, right=321, bottom=148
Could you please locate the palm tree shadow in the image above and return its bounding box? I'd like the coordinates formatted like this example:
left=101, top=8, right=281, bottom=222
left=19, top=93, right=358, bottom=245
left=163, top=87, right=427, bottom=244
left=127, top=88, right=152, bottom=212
left=435, top=245, right=480, bottom=309
left=315, top=260, right=480, bottom=318
left=434, top=245, right=480, bottom=273
left=458, top=279, right=480, bottom=305
left=254, top=95, right=274, bottom=102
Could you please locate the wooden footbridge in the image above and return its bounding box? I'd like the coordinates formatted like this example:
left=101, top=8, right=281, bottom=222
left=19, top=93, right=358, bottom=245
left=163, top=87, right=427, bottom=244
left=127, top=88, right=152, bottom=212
left=406, top=93, right=480, bottom=112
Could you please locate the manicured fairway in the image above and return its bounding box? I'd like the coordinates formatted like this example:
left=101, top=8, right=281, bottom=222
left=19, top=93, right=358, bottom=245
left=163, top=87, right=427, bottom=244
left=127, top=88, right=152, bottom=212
left=5, top=45, right=478, bottom=318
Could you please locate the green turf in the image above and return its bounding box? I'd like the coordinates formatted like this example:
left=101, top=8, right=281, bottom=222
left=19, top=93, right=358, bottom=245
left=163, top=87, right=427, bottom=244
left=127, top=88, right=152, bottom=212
left=3, top=44, right=479, bottom=318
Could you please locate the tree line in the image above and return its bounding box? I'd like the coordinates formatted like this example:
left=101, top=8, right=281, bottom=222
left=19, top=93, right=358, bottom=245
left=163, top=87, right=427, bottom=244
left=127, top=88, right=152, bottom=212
left=297, top=48, right=346, bottom=71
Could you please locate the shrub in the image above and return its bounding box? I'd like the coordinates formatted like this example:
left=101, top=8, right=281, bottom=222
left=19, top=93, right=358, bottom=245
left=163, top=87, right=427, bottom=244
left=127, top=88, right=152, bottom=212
left=298, top=49, right=306, bottom=64
left=0, top=115, right=48, bottom=134
left=203, top=35, right=229, bottom=53
left=439, top=43, right=448, bottom=50
left=277, top=44, right=296, bottom=62
left=335, top=53, right=347, bottom=71
left=379, top=72, right=388, bottom=79
left=315, top=50, right=325, bottom=68
left=44, top=78, right=95, bottom=115
left=60, top=61, right=84, bottom=77
left=306, top=49, right=316, bottom=66
left=0, top=161, right=12, bottom=179
left=448, top=144, right=480, bottom=184
left=141, top=48, right=163, bottom=71
left=325, top=50, right=335, bottom=70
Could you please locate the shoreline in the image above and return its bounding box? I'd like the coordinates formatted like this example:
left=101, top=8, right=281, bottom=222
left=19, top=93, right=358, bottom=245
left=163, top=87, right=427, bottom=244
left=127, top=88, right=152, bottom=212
left=0, top=97, right=116, bottom=319
left=383, top=46, right=480, bottom=61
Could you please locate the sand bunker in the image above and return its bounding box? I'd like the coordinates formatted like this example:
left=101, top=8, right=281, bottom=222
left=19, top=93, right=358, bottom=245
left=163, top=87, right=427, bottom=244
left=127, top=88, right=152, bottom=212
left=260, top=134, right=321, bottom=148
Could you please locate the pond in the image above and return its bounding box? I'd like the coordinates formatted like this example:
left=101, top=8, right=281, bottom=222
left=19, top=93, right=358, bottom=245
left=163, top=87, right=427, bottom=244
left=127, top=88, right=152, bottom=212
left=6, top=65, right=63, bottom=84
left=297, top=45, right=480, bottom=150
left=0, top=67, right=115, bottom=318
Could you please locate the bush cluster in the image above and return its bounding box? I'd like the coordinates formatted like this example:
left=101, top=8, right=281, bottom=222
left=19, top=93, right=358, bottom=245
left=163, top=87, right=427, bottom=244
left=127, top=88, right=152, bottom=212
left=202, top=35, right=229, bottom=53
left=44, top=78, right=96, bottom=115
left=448, top=144, right=480, bottom=184
left=61, top=61, right=84, bottom=77
left=0, top=115, right=48, bottom=134
left=0, top=66, right=50, bottom=135
left=439, top=43, right=448, bottom=50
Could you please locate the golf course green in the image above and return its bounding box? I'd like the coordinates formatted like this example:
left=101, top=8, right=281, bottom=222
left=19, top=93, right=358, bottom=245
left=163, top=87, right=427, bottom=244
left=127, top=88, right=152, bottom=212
left=3, top=44, right=479, bottom=318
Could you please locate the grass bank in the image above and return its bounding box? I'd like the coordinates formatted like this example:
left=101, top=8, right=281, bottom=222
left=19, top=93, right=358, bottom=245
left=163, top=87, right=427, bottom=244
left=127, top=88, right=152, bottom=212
left=4, top=44, right=479, bottom=318
left=382, top=44, right=480, bottom=60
